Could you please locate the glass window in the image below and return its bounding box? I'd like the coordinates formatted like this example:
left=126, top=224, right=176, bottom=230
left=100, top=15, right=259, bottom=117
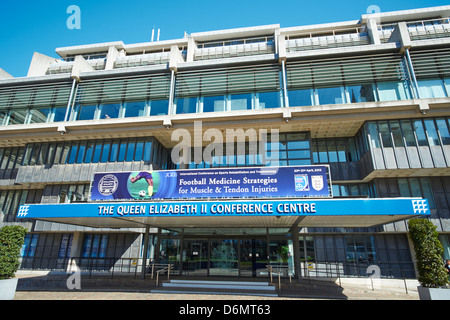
left=413, top=120, right=428, bottom=146
left=288, top=89, right=312, bottom=107
left=100, top=142, right=110, bottom=163
left=30, top=108, right=51, bottom=123
left=100, top=103, right=121, bottom=119
left=316, top=87, right=344, bottom=105
left=117, top=140, right=127, bottom=162
left=378, top=121, right=393, bottom=147
left=203, top=96, right=225, bottom=113
left=347, top=84, right=376, bottom=103
left=389, top=120, right=404, bottom=147
left=367, top=122, right=380, bottom=148
left=326, top=139, right=338, bottom=162
left=67, top=143, right=78, bottom=164
left=124, top=101, right=146, bottom=118
left=76, top=142, right=87, bottom=163
left=126, top=140, right=136, bottom=162
left=149, top=100, right=169, bottom=116
left=377, top=82, right=410, bottom=101
left=400, top=120, right=416, bottom=147
left=436, top=118, right=450, bottom=145
left=318, top=140, right=328, bottom=162
left=83, top=142, right=94, bottom=163
left=109, top=140, right=119, bottom=162
left=258, top=91, right=281, bottom=109
left=9, top=109, right=28, bottom=125
left=397, top=178, right=411, bottom=196
left=176, top=97, right=197, bottom=114
left=418, top=79, right=447, bottom=98
left=53, top=106, right=67, bottom=122
left=143, top=139, right=152, bottom=161
left=135, top=138, right=145, bottom=161
left=77, top=105, right=97, bottom=120
left=92, top=142, right=102, bottom=163
left=424, top=119, right=440, bottom=146
left=336, top=139, right=347, bottom=162
left=230, top=93, right=252, bottom=111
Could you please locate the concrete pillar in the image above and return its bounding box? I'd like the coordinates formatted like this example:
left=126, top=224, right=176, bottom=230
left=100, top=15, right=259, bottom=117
left=366, top=18, right=381, bottom=45
left=389, top=22, right=411, bottom=51
left=186, top=37, right=196, bottom=63
left=105, top=45, right=119, bottom=70
left=71, top=55, right=94, bottom=81
left=141, top=226, right=150, bottom=279
left=0, top=68, right=14, bottom=79
left=291, top=227, right=302, bottom=283
left=27, top=52, right=58, bottom=77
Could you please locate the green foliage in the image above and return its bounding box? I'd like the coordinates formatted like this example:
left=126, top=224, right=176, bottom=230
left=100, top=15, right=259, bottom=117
left=408, top=218, right=448, bottom=288
left=0, top=225, right=27, bottom=280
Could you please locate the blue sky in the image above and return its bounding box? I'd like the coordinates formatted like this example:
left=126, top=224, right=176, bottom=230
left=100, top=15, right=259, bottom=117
left=0, top=0, right=448, bottom=77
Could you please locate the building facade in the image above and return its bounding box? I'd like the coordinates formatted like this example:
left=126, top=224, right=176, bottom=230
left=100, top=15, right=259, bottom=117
left=1, top=6, right=450, bottom=281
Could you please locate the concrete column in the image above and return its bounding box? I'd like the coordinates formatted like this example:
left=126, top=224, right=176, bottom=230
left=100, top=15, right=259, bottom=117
left=105, top=45, right=119, bottom=70
left=186, top=37, right=196, bottom=63
left=291, top=227, right=302, bottom=283
left=27, top=52, right=58, bottom=77
left=389, top=22, right=411, bottom=51
left=141, top=226, right=150, bottom=279
left=366, top=18, right=381, bottom=45
left=0, top=68, right=14, bottom=79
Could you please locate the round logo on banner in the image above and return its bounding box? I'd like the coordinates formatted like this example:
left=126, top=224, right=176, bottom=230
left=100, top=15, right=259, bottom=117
left=98, top=174, right=119, bottom=196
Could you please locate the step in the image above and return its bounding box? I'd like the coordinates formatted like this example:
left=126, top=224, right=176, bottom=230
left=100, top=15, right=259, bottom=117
left=163, top=280, right=275, bottom=291
left=152, top=279, right=278, bottom=296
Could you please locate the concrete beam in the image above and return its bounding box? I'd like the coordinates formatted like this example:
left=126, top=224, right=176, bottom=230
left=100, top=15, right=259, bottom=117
left=71, top=55, right=94, bottom=81
left=0, top=68, right=14, bottom=79
left=105, top=45, right=120, bottom=70
left=27, top=52, right=59, bottom=77
left=388, top=22, right=411, bottom=52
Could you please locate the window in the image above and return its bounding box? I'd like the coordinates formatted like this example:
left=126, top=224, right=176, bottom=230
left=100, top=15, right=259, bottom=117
left=99, top=103, right=121, bottom=119
left=124, top=101, right=146, bottom=118
left=176, top=97, right=197, bottom=114
left=377, top=82, right=410, bottom=101
left=203, top=95, right=225, bottom=113
left=149, top=100, right=169, bottom=116
left=418, top=79, right=447, bottom=98
left=230, top=93, right=252, bottom=111
left=287, top=89, right=312, bottom=107
left=82, top=234, right=108, bottom=258
left=258, top=91, right=281, bottom=109
left=21, top=234, right=39, bottom=257
left=347, top=84, right=376, bottom=103
left=316, top=86, right=344, bottom=105
left=77, top=105, right=97, bottom=120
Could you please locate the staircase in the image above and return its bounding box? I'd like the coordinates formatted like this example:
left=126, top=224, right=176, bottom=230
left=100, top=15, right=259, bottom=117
left=151, top=279, right=278, bottom=297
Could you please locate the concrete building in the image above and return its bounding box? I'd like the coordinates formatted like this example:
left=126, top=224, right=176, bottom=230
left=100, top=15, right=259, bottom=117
left=1, top=5, right=450, bottom=283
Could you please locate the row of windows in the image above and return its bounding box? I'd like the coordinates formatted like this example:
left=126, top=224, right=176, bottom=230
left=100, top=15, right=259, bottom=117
left=311, top=137, right=361, bottom=164
left=177, top=132, right=312, bottom=169
left=0, top=189, right=42, bottom=216
left=288, top=81, right=412, bottom=107
left=2, top=77, right=450, bottom=126
left=22, top=137, right=170, bottom=169
left=367, top=117, right=450, bottom=149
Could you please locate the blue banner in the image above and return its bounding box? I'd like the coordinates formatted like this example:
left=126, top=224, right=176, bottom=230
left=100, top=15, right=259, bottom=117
left=17, top=198, right=430, bottom=219
left=90, top=166, right=331, bottom=201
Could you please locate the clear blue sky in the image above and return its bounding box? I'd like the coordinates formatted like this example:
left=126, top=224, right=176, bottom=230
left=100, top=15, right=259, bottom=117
left=0, top=0, right=448, bottom=77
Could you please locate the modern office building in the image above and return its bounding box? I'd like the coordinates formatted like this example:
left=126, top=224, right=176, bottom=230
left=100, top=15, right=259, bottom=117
left=1, top=6, right=450, bottom=283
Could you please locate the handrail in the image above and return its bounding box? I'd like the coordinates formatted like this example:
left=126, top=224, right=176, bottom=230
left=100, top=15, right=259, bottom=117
left=154, top=264, right=173, bottom=286
left=265, top=265, right=294, bottom=290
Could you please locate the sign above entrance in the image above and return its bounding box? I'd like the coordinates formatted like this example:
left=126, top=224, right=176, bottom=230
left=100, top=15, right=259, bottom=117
left=90, top=165, right=332, bottom=201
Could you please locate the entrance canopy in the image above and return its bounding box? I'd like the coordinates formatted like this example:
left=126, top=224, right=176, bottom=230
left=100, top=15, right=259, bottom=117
left=18, top=198, right=430, bottom=230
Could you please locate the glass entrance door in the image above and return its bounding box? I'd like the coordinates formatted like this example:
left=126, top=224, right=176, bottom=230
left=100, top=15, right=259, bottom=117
left=209, top=239, right=239, bottom=276
left=183, top=240, right=208, bottom=276
left=240, top=239, right=268, bottom=277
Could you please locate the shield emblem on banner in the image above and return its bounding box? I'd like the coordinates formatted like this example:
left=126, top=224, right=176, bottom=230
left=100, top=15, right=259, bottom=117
left=311, top=175, right=324, bottom=191
left=294, top=175, right=309, bottom=191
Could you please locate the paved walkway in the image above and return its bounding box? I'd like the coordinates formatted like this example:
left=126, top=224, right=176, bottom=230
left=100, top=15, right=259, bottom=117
left=13, top=273, right=419, bottom=300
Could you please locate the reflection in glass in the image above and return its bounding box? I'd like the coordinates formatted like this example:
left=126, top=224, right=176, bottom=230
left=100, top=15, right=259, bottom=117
left=316, top=87, right=344, bottom=105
